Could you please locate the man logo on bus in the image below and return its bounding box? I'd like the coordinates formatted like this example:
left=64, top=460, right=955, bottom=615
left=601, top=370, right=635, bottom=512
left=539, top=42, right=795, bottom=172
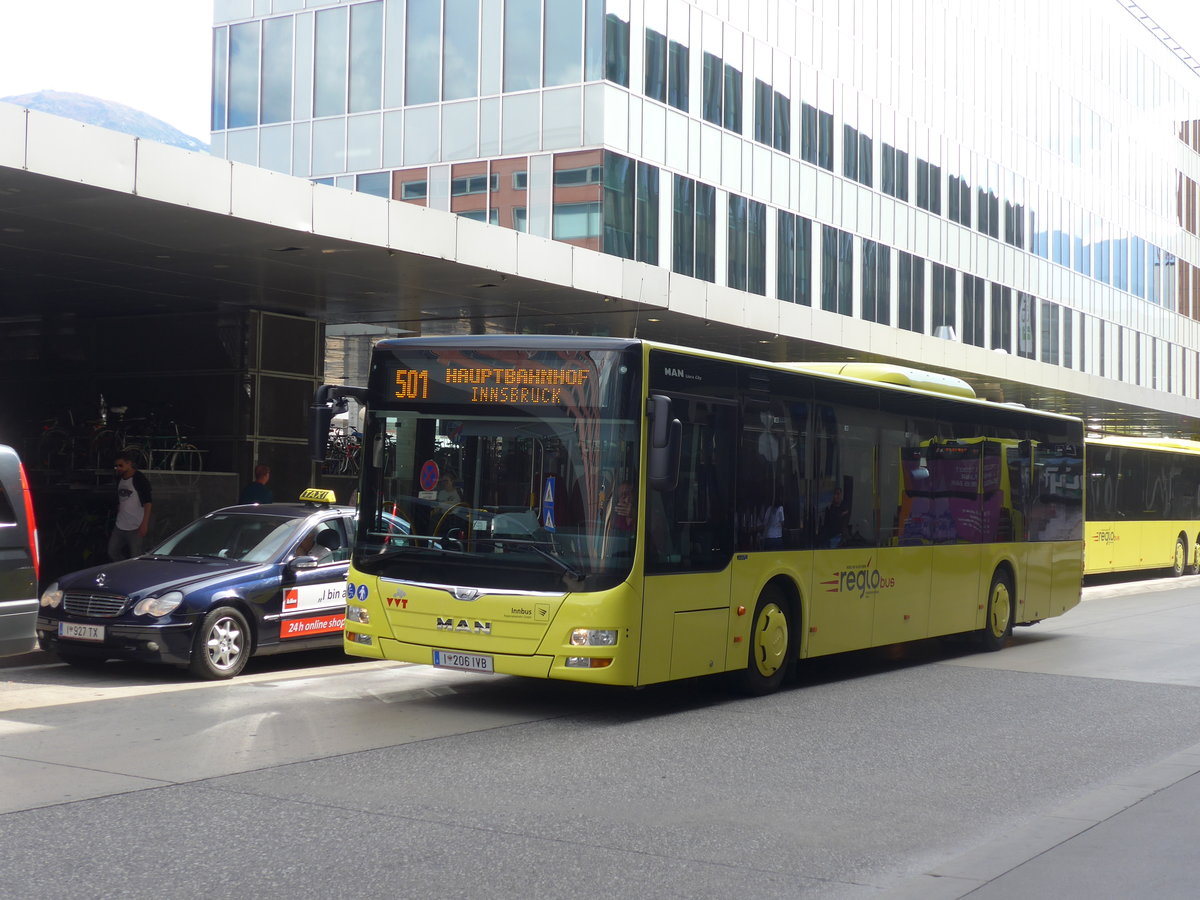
left=821, top=560, right=895, bottom=599
left=436, top=617, right=492, bottom=635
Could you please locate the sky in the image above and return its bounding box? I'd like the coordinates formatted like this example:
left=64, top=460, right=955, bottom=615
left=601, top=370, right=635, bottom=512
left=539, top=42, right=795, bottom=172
left=0, top=1, right=1197, bottom=146
left=0, top=0, right=213, bottom=140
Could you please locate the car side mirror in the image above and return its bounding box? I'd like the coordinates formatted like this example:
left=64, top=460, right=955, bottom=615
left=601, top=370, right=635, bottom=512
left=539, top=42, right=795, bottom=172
left=289, top=556, right=319, bottom=571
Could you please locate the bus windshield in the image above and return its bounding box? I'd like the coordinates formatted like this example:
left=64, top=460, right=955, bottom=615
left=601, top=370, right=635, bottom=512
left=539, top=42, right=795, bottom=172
left=353, top=345, right=641, bottom=592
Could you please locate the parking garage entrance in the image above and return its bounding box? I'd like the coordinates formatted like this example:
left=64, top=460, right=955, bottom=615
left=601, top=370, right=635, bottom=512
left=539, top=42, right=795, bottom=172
left=0, top=309, right=326, bottom=583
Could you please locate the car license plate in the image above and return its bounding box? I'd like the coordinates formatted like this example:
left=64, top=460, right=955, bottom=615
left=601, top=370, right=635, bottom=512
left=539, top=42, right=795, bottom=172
left=59, top=622, right=104, bottom=642
left=432, top=649, right=494, bottom=673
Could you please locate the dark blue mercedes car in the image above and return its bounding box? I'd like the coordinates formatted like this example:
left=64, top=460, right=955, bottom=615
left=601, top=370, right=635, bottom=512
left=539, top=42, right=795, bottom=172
left=36, top=490, right=406, bottom=679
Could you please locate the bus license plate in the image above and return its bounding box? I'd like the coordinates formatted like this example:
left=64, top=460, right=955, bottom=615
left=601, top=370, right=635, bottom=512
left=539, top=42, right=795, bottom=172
left=59, top=622, right=104, bottom=642
left=433, top=649, right=494, bottom=673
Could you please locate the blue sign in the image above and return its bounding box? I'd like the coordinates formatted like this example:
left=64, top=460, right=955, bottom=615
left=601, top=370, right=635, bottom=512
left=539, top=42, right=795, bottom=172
left=357, top=584, right=369, bottom=602
left=542, top=476, right=556, bottom=532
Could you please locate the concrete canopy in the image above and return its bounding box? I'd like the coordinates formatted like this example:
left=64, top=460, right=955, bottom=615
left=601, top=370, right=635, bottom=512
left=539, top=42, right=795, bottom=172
left=0, top=103, right=1192, bottom=437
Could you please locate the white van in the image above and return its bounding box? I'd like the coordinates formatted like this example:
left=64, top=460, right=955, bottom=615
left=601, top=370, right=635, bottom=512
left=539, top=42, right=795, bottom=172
left=0, top=444, right=39, bottom=656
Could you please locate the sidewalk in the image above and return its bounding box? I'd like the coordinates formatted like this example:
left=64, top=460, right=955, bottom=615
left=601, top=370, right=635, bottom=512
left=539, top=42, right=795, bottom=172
left=890, top=720, right=1200, bottom=897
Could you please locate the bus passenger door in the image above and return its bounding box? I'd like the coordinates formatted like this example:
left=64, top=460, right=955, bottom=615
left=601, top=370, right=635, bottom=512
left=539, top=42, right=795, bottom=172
left=640, top=399, right=736, bottom=685
left=927, top=440, right=982, bottom=636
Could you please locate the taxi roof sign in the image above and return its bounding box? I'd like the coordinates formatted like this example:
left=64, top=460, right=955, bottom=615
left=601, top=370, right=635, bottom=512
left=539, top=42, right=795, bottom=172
left=299, top=488, right=338, bottom=504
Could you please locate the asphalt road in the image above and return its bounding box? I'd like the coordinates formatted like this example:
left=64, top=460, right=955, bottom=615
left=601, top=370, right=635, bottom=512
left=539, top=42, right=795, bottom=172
left=3, top=575, right=1200, bottom=899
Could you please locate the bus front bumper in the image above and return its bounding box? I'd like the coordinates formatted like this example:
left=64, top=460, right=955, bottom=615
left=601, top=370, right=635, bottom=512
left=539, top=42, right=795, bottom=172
left=345, top=634, right=633, bottom=684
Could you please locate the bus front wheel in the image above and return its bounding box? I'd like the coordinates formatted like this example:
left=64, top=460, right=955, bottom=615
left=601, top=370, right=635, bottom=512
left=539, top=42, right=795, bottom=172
left=978, top=571, right=1013, bottom=651
left=737, top=587, right=792, bottom=695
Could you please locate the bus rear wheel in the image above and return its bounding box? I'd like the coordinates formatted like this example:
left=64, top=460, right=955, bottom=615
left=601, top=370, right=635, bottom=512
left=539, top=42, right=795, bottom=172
left=737, top=586, right=792, bottom=695
left=1171, top=536, right=1188, bottom=578
left=978, top=570, right=1014, bottom=651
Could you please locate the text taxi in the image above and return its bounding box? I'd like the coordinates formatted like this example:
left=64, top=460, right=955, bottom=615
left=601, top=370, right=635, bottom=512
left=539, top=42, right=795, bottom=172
left=36, top=490, right=404, bottom=679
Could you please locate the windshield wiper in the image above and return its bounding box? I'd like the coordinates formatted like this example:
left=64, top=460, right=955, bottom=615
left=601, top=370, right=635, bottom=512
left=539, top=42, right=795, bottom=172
left=366, top=534, right=459, bottom=564
left=479, top=537, right=583, bottom=581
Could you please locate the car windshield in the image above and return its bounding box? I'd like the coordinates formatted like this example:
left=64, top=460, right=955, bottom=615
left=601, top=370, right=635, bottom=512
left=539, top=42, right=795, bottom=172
left=150, top=513, right=305, bottom=563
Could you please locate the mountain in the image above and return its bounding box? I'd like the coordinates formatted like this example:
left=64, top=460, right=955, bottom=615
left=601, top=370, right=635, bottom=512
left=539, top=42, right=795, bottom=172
left=0, top=90, right=209, bottom=154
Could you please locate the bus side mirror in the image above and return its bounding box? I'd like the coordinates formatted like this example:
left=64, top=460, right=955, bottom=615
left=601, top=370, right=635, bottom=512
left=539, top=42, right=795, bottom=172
left=647, top=394, right=681, bottom=491
left=309, top=385, right=345, bottom=462
left=309, top=384, right=368, bottom=462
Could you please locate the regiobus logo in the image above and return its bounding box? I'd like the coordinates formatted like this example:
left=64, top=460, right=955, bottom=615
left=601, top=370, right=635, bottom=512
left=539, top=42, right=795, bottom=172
left=1092, top=529, right=1119, bottom=544
left=821, top=559, right=895, bottom=598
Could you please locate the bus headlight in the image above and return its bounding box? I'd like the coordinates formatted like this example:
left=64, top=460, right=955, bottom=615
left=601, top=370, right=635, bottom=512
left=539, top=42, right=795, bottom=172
left=569, top=628, right=617, bottom=646
left=40, top=583, right=63, bottom=608
left=133, top=591, right=183, bottom=617
left=346, top=606, right=370, bottom=624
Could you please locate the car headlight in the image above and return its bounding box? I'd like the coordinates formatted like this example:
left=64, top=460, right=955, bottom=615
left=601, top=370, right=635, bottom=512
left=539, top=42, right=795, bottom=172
left=569, top=628, right=618, bottom=647
left=40, top=583, right=63, bottom=608
left=133, top=591, right=184, bottom=617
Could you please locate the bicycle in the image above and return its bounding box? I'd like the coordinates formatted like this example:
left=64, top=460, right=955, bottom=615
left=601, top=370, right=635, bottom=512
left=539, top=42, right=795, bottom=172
left=322, top=426, right=363, bottom=476
left=37, top=413, right=75, bottom=472
left=37, top=405, right=108, bottom=472
left=89, top=404, right=144, bottom=469
left=124, top=421, right=203, bottom=472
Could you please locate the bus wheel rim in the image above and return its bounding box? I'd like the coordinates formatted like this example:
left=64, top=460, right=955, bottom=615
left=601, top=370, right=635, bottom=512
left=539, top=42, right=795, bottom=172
left=989, top=583, right=1011, bottom=638
left=1176, top=541, right=1186, bottom=573
left=753, top=602, right=788, bottom=677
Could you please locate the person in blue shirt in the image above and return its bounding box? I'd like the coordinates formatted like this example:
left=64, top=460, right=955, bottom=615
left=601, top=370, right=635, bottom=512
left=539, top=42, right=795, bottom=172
left=239, top=463, right=274, bottom=504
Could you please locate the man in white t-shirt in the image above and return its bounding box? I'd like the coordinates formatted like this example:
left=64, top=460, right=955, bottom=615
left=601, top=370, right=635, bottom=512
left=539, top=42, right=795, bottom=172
left=108, top=453, right=153, bottom=561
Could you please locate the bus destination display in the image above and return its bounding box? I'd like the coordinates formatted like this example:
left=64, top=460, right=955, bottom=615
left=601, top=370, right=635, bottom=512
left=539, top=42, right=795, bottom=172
left=390, top=364, right=592, bottom=406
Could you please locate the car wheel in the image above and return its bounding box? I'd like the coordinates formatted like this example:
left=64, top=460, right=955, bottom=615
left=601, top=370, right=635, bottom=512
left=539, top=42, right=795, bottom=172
left=736, top=585, right=792, bottom=695
left=978, top=570, right=1014, bottom=651
left=189, top=606, right=251, bottom=679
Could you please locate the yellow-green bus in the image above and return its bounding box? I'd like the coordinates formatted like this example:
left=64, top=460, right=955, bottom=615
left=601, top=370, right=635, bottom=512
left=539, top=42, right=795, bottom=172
left=311, top=337, right=1083, bottom=694
left=1085, top=436, right=1200, bottom=577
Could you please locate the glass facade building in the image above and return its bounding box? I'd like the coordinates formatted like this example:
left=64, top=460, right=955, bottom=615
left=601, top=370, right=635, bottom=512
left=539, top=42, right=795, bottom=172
left=211, top=0, right=1200, bottom=423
